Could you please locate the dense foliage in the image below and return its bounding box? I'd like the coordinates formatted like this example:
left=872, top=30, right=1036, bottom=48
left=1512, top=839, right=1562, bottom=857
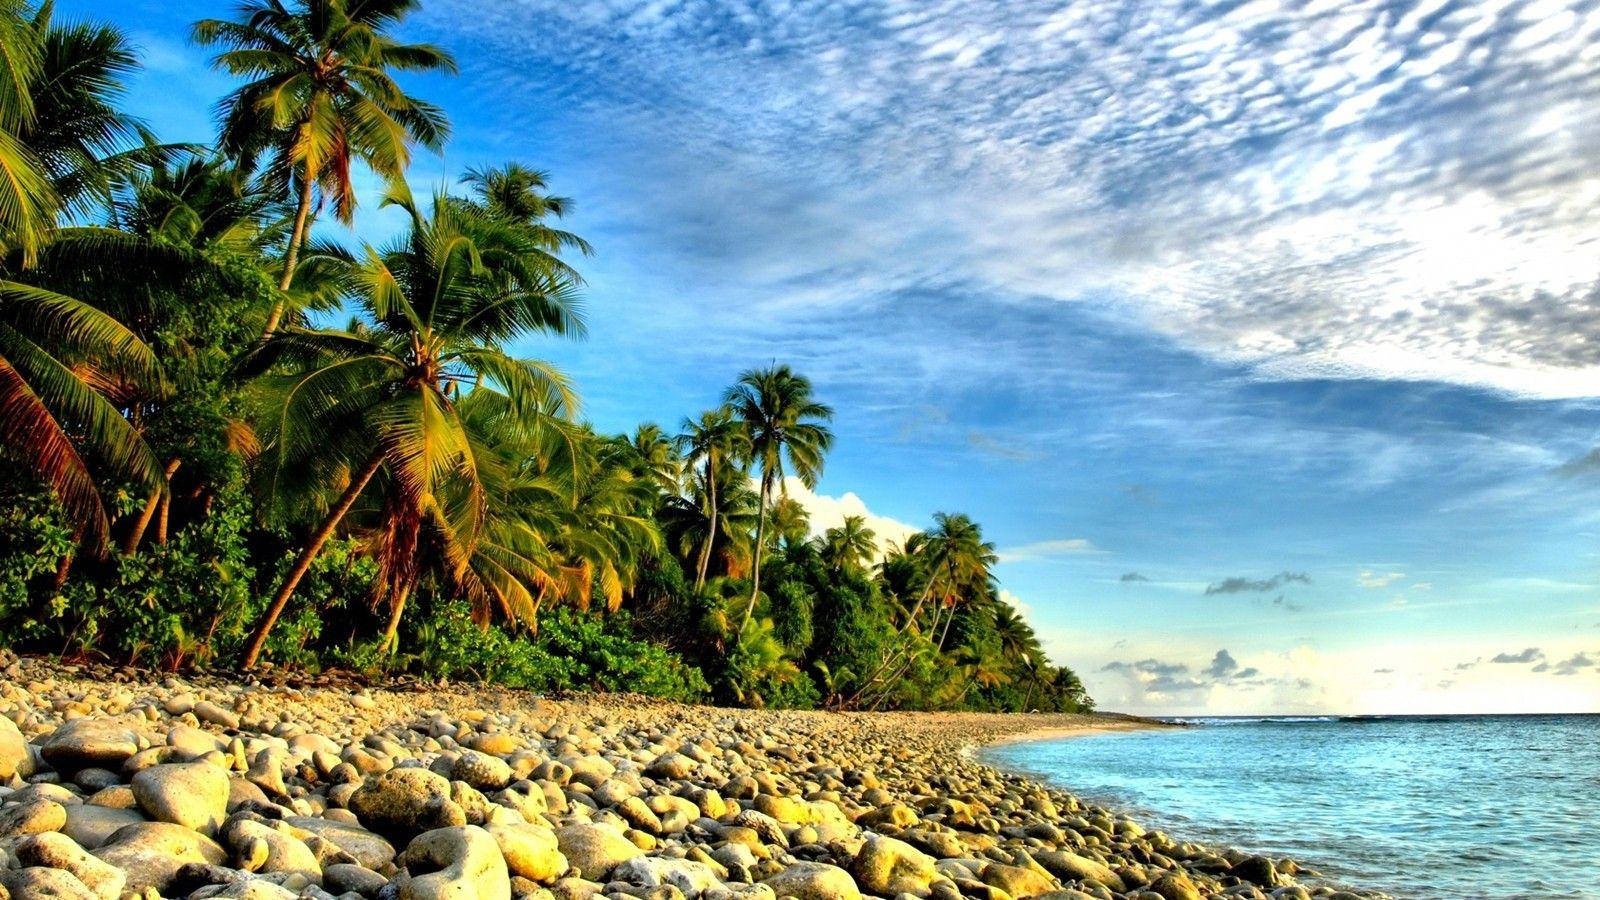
left=0, top=0, right=1092, bottom=713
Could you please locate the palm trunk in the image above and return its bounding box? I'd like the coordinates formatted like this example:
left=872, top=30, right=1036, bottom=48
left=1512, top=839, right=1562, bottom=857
left=240, top=451, right=382, bottom=669
left=123, top=458, right=181, bottom=554
left=380, top=583, right=410, bottom=654
left=738, top=468, right=772, bottom=633
left=262, top=167, right=316, bottom=336
left=1024, top=679, right=1036, bottom=711
left=694, top=459, right=717, bottom=590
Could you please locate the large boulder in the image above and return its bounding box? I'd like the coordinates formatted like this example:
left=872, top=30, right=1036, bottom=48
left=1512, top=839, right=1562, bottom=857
left=613, top=855, right=723, bottom=898
left=555, top=822, right=644, bottom=880
left=397, top=825, right=511, bottom=900
left=286, top=815, right=396, bottom=869
left=93, top=821, right=227, bottom=892
left=850, top=834, right=937, bottom=897
left=1149, top=872, right=1202, bottom=900
left=62, top=804, right=146, bottom=850
left=763, top=862, right=862, bottom=900
left=220, top=815, right=321, bottom=881
left=0, top=716, right=30, bottom=778
left=131, top=760, right=229, bottom=835
left=41, top=719, right=139, bottom=773
left=349, top=767, right=459, bottom=836
left=485, top=822, right=566, bottom=882
left=1032, top=852, right=1125, bottom=892
left=16, top=832, right=126, bottom=899
left=1, top=866, right=100, bottom=899
left=981, top=863, right=1057, bottom=898
left=0, top=797, right=67, bottom=838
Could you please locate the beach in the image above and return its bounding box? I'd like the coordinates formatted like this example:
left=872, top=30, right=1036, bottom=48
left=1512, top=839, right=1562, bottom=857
left=0, top=653, right=1387, bottom=899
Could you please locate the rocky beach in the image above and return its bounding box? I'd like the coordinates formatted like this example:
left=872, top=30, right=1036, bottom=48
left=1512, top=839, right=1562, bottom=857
left=0, top=653, right=1388, bottom=900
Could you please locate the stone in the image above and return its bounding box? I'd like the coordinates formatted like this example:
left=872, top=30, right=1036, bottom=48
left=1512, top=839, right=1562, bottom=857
left=0, top=797, right=67, bottom=838
left=0, top=866, right=99, bottom=899
left=555, top=822, right=645, bottom=880
left=286, top=815, right=397, bottom=869
left=762, top=862, right=862, bottom=900
left=486, top=821, right=567, bottom=882
left=614, top=856, right=724, bottom=898
left=645, top=752, right=695, bottom=779
left=221, top=815, right=321, bottom=880
left=1032, top=852, right=1125, bottom=892
left=473, top=733, right=519, bottom=755
left=349, top=767, right=455, bottom=836
left=0, top=716, right=29, bottom=779
left=62, top=803, right=146, bottom=849
left=131, top=760, right=230, bottom=835
left=980, top=864, right=1056, bottom=899
left=16, top=832, right=126, bottom=899
left=194, top=700, right=241, bottom=729
left=397, top=825, right=511, bottom=900
left=1149, top=873, right=1202, bottom=900
left=452, top=751, right=514, bottom=791
left=1232, top=856, right=1280, bottom=888
left=93, top=821, right=227, bottom=892
left=324, top=862, right=388, bottom=895
left=41, top=719, right=139, bottom=773
left=850, top=835, right=937, bottom=897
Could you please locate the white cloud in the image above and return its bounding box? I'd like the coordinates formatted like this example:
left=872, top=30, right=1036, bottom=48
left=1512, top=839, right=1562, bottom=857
left=1357, top=570, right=1406, bottom=589
left=997, top=538, right=1102, bottom=563
left=777, top=477, right=920, bottom=561
left=437, top=0, right=1600, bottom=398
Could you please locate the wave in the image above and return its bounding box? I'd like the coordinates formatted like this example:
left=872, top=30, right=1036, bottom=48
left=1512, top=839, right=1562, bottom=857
left=1159, top=716, right=1340, bottom=725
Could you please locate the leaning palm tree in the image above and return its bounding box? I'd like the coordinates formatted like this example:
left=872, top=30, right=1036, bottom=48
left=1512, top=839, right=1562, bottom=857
left=237, top=184, right=580, bottom=668
left=194, top=0, right=456, bottom=333
left=675, top=405, right=748, bottom=590
left=724, top=364, right=833, bottom=632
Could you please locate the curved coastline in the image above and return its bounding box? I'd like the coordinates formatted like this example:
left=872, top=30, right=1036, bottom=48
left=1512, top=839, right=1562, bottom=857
left=0, top=657, right=1384, bottom=900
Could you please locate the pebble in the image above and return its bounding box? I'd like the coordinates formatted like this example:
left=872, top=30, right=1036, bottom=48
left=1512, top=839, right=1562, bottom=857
left=0, top=656, right=1392, bottom=900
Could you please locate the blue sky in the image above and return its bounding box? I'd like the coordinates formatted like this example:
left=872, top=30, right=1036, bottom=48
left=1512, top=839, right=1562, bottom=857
left=82, top=0, right=1600, bottom=714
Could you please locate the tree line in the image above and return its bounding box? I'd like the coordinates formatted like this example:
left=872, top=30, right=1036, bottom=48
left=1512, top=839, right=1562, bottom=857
left=0, top=0, right=1092, bottom=713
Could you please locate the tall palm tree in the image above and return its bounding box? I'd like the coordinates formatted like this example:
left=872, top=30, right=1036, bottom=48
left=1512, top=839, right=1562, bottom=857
left=237, top=184, right=579, bottom=668
left=818, top=514, right=875, bottom=573
left=0, top=2, right=168, bottom=551
left=724, top=364, right=832, bottom=632
left=675, top=405, right=747, bottom=589
left=194, top=0, right=456, bottom=333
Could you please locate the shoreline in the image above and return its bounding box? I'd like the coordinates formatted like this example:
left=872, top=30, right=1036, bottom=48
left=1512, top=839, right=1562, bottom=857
left=0, top=654, right=1386, bottom=899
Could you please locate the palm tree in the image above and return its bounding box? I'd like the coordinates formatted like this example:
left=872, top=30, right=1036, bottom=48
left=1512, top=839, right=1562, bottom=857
left=237, top=184, right=580, bottom=668
left=625, top=422, right=680, bottom=500
left=0, top=2, right=169, bottom=551
left=846, top=512, right=996, bottom=706
left=194, top=0, right=456, bottom=333
left=460, top=163, right=591, bottom=259
left=818, top=514, right=875, bottom=573
left=675, top=405, right=748, bottom=590
left=724, top=364, right=833, bottom=632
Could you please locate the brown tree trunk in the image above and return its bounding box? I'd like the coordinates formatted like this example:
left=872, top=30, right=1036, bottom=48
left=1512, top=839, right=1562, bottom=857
left=738, top=469, right=772, bottom=634
left=694, top=459, right=717, bottom=590
left=380, top=584, right=410, bottom=654
left=262, top=166, right=316, bottom=336
left=240, top=452, right=382, bottom=669
left=123, top=458, right=181, bottom=554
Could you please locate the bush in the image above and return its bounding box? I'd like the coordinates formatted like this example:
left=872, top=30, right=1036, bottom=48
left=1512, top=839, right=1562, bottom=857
left=372, top=598, right=709, bottom=701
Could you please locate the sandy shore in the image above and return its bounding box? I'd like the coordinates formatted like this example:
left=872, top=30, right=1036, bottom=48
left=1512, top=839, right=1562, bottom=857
left=0, top=654, right=1382, bottom=900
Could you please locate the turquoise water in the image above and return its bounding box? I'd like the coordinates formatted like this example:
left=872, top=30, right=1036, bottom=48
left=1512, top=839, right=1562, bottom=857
left=983, top=715, right=1600, bottom=899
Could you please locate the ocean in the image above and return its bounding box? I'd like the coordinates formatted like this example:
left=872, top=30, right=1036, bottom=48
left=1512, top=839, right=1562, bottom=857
left=983, top=714, right=1600, bottom=899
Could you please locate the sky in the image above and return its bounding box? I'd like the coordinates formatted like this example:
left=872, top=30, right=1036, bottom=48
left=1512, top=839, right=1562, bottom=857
left=78, top=0, right=1600, bottom=716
